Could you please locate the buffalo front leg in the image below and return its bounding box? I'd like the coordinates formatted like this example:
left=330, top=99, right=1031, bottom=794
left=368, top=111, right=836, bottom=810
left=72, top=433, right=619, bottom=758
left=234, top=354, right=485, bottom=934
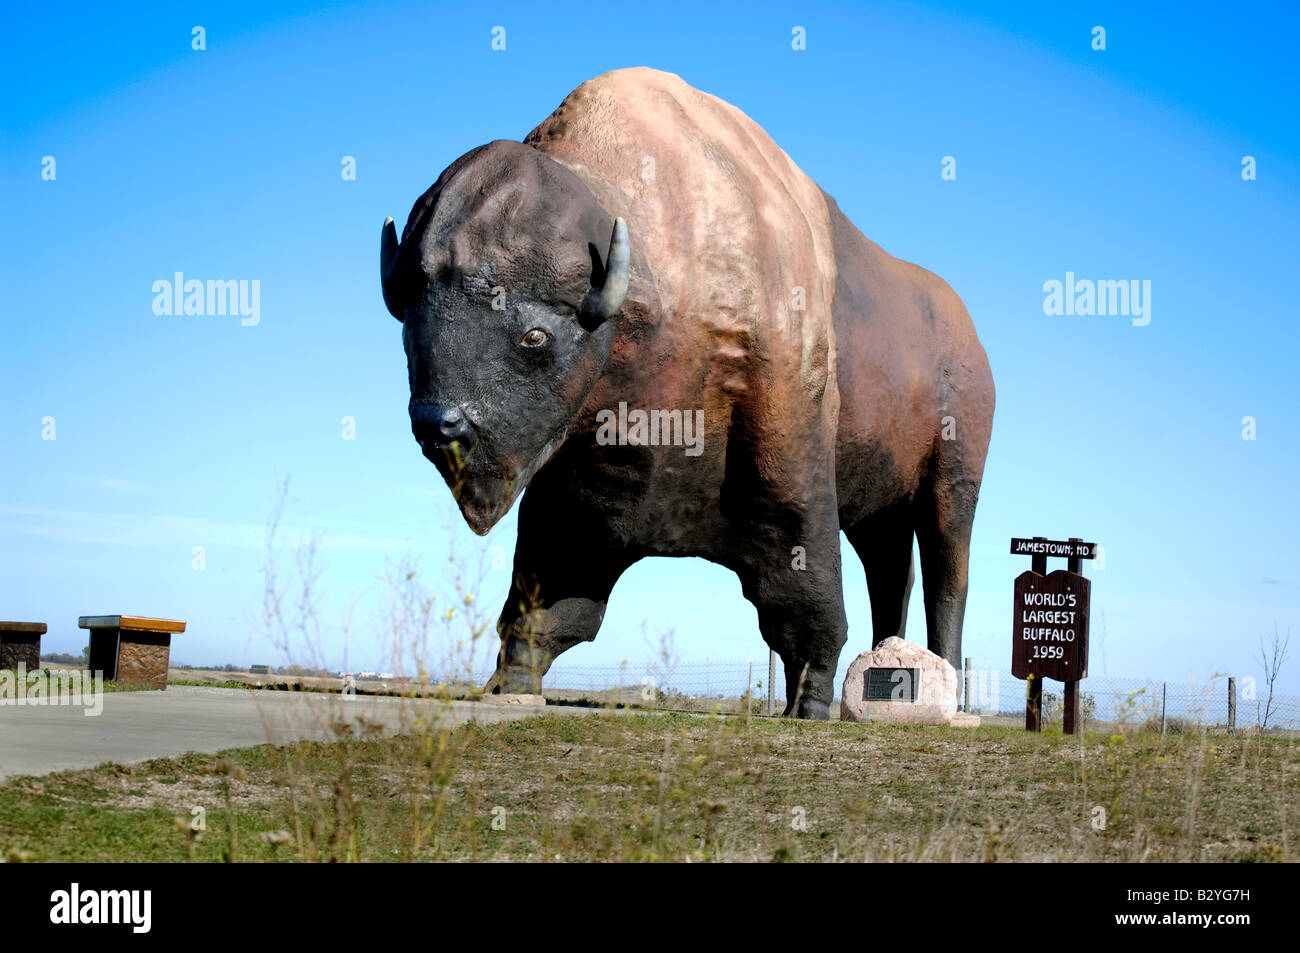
left=485, top=494, right=633, bottom=695
left=487, top=591, right=610, bottom=694
left=738, top=526, right=849, bottom=720
left=486, top=556, right=630, bottom=694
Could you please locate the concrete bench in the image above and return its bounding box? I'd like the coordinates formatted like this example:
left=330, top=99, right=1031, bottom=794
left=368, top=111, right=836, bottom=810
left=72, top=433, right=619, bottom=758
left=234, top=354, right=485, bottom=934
left=0, top=622, right=46, bottom=670
left=78, top=615, right=186, bottom=689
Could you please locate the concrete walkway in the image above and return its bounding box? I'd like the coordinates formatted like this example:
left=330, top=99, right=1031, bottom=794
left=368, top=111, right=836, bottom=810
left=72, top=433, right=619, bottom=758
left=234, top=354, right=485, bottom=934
left=0, top=686, right=582, bottom=781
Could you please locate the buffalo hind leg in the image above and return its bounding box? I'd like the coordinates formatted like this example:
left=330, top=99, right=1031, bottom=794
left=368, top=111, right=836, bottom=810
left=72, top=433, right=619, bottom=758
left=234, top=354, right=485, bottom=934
left=845, top=501, right=915, bottom=646
left=914, top=474, right=979, bottom=673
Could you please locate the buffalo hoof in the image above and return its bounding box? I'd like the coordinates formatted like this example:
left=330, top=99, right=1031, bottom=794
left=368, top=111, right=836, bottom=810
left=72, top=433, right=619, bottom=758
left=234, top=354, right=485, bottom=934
left=485, top=666, right=543, bottom=696
left=786, top=698, right=831, bottom=720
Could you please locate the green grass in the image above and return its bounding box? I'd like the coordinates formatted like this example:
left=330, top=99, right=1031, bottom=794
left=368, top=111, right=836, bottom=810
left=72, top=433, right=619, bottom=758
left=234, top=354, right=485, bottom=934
left=0, top=712, right=1294, bottom=862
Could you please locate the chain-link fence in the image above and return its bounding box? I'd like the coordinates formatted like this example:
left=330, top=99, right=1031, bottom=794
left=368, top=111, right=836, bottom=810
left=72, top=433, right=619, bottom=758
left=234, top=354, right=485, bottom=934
left=437, top=658, right=1300, bottom=730
left=965, top=670, right=1299, bottom=732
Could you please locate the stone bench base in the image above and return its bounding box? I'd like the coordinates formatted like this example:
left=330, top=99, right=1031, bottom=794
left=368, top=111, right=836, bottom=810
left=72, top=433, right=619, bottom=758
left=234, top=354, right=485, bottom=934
left=79, top=616, right=186, bottom=690
left=0, top=622, right=46, bottom=671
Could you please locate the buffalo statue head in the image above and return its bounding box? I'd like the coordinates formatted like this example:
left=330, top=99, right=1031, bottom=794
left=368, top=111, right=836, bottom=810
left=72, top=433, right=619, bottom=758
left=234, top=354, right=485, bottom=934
left=380, top=140, right=630, bottom=534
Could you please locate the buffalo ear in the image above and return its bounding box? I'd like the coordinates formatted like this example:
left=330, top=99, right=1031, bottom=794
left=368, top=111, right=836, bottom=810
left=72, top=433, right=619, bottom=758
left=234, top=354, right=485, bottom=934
left=380, top=216, right=404, bottom=321
left=579, top=217, right=630, bottom=331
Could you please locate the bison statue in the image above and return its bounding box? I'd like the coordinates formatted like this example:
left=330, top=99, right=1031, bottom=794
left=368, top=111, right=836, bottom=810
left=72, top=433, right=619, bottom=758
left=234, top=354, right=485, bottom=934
left=380, top=68, right=994, bottom=718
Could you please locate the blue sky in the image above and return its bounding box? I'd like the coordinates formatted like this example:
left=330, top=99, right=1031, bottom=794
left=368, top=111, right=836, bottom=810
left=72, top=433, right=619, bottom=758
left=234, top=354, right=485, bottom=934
left=3, top=1, right=1298, bottom=697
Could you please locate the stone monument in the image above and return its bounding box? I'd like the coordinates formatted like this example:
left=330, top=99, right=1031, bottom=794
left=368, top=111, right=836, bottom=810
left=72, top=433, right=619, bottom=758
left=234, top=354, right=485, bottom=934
left=841, top=636, right=959, bottom=725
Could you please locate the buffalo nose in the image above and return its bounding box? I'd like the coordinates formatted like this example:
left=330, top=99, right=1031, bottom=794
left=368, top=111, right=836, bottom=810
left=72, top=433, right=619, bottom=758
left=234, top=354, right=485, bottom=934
left=411, top=403, right=476, bottom=450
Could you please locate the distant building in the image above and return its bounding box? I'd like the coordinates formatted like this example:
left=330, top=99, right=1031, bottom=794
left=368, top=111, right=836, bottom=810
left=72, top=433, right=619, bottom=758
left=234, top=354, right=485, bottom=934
left=250, top=664, right=270, bottom=675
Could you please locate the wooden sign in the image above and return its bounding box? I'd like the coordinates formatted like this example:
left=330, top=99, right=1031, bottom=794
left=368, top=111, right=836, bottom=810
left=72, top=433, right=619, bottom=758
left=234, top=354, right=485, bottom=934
left=1011, top=570, right=1089, bottom=681
left=1010, top=535, right=1095, bottom=735
left=1010, top=538, right=1098, bottom=560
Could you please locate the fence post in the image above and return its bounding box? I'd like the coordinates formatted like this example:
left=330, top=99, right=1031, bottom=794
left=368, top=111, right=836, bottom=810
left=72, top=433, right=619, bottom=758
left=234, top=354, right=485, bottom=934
left=1227, top=677, right=1236, bottom=733
left=1025, top=674, right=1042, bottom=732
left=1062, top=539, right=1083, bottom=736
left=747, top=661, right=753, bottom=710
left=767, top=650, right=776, bottom=716
left=963, top=657, right=972, bottom=713
left=1160, top=682, right=1167, bottom=734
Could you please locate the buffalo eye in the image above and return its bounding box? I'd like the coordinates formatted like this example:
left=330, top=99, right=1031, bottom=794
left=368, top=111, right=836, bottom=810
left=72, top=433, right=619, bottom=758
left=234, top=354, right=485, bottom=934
left=520, top=328, right=549, bottom=348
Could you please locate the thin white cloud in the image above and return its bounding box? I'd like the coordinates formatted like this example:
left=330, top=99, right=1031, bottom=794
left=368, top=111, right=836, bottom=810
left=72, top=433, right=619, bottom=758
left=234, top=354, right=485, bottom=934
left=68, top=475, right=153, bottom=494
left=0, top=505, right=439, bottom=554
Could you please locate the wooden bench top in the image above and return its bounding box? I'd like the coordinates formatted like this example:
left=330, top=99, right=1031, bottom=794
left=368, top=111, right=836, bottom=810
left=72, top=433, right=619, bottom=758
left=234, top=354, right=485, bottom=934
left=78, top=615, right=187, bottom=633
left=0, top=621, right=47, bottom=634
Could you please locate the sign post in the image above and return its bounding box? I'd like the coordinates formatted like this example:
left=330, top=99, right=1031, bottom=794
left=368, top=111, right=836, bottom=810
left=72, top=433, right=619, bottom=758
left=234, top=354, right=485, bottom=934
left=1010, top=536, right=1095, bottom=734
